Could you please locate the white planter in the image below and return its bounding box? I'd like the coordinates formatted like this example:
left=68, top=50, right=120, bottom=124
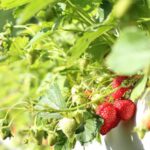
left=101, top=121, right=144, bottom=150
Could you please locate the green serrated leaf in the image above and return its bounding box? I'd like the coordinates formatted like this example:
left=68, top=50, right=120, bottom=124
left=106, top=27, right=150, bottom=75
left=54, top=140, right=73, bottom=150
left=130, top=75, right=148, bottom=101
left=38, top=83, right=67, bottom=109
left=69, top=25, right=112, bottom=63
left=17, top=0, right=57, bottom=24
left=76, top=118, right=97, bottom=144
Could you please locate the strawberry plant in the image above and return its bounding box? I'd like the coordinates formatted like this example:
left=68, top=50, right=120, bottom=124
left=0, top=0, right=150, bottom=149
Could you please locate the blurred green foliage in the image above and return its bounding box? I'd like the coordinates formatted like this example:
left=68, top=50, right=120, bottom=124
left=0, top=10, right=14, bottom=31
left=0, top=0, right=150, bottom=149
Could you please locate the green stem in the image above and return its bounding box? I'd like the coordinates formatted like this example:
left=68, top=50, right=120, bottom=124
left=35, top=89, right=114, bottom=113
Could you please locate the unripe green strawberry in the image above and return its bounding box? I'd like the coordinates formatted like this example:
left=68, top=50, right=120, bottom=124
left=58, top=118, right=77, bottom=138
left=48, top=132, right=57, bottom=146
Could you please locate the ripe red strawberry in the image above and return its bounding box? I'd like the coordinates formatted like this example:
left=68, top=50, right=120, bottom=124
left=114, top=99, right=136, bottom=121
left=109, top=76, right=130, bottom=100
left=111, top=87, right=129, bottom=100
left=112, top=76, right=128, bottom=88
left=100, top=122, right=112, bottom=135
left=105, top=87, right=130, bottom=102
left=96, top=102, right=120, bottom=135
left=100, top=116, right=120, bottom=135
left=111, top=116, right=120, bottom=128
left=96, top=103, right=117, bottom=124
left=96, top=102, right=111, bottom=115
